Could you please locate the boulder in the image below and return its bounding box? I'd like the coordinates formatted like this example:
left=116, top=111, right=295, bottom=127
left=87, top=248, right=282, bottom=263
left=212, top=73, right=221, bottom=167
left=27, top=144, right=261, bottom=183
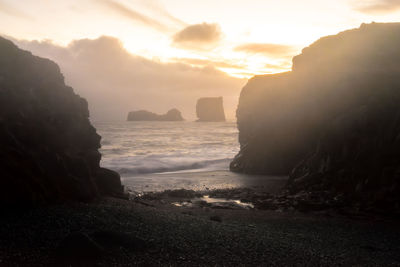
left=196, top=97, right=226, bottom=122
left=231, top=22, right=400, bottom=211
left=0, top=36, right=123, bottom=208
left=127, top=108, right=184, bottom=121
left=96, top=168, right=124, bottom=198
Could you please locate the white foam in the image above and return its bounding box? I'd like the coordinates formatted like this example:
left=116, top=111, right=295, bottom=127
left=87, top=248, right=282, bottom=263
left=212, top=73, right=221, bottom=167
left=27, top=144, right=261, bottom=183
left=95, top=121, right=239, bottom=176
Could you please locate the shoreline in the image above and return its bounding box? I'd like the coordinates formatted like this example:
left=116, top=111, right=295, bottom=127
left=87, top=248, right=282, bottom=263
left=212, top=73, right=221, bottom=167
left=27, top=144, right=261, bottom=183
left=121, top=169, right=288, bottom=194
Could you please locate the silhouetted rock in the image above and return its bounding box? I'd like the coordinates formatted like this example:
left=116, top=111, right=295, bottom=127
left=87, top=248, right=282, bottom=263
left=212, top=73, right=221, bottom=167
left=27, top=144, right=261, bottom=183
left=0, top=36, right=124, bottom=208
left=231, top=23, right=400, bottom=211
left=230, top=72, right=307, bottom=174
left=196, top=97, right=226, bottom=122
left=127, top=108, right=184, bottom=121
left=96, top=168, right=125, bottom=198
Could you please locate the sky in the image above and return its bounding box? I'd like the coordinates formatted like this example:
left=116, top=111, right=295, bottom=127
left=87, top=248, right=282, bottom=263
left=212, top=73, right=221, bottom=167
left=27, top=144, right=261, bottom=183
left=1, top=0, right=400, bottom=120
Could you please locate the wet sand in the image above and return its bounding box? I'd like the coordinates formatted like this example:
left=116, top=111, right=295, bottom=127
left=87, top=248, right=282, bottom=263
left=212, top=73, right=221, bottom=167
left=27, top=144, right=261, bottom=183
left=122, top=170, right=288, bottom=193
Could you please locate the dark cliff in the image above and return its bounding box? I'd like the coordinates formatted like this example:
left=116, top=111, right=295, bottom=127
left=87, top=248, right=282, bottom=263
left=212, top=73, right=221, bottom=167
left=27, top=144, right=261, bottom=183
left=127, top=108, right=184, bottom=121
left=0, top=37, right=123, bottom=208
left=196, top=97, right=226, bottom=122
left=231, top=23, right=400, bottom=210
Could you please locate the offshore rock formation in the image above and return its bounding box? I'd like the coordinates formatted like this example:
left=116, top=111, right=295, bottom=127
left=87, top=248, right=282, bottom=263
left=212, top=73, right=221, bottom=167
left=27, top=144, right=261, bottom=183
left=196, top=97, right=226, bottom=122
left=0, top=36, right=124, bottom=208
left=231, top=23, right=400, bottom=211
left=127, top=108, right=184, bottom=121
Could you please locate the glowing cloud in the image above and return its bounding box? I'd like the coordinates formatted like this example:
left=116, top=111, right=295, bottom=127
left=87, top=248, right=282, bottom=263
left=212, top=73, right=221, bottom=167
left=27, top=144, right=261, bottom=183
left=352, top=0, right=400, bottom=14
left=234, top=43, right=296, bottom=58
left=173, top=58, right=244, bottom=70
left=0, top=0, right=32, bottom=19
left=98, top=0, right=169, bottom=31
left=13, top=36, right=245, bottom=120
left=141, top=0, right=187, bottom=27
left=173, top=23, right=222, bottom=50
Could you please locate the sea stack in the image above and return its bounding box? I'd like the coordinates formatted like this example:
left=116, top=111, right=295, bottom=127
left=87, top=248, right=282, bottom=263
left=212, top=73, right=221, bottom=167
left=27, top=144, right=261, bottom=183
left=127, top=108, right=184, bottom=121
left=230, top=22, right=400, bottom=211
left=196, top=97, right=226, bottom=122
left=0, top=36, right=124, bottom=208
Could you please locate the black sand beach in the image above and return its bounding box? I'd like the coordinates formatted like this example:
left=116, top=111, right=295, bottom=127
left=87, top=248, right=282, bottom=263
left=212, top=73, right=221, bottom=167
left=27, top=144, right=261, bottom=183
left=1, top=190, right=400, bottom=266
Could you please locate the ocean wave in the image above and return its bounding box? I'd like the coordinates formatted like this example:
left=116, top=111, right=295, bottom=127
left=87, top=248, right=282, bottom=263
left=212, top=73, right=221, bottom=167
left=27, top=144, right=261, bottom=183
left=111, top=158, right=231, bottom=175
left=96, top=121, right=239, bottom=178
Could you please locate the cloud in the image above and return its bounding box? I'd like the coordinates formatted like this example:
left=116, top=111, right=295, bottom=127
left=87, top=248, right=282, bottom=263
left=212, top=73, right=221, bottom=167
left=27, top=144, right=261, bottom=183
left=264, top=62, right=290, bottom=69
left=98, top=0, right=169, bottom=31
left=12, top=36, right=245, bottom=121
left=173, top=23, right=222, bottom=50
left=0, top=0, right=33, bottom=19
left=234, top=43, right=296, bottom=58
left=351, top=0, right=400, bottom=14
left=174, top=58, right=245, bottom=70
left=141, top=0, right=187, bottom=27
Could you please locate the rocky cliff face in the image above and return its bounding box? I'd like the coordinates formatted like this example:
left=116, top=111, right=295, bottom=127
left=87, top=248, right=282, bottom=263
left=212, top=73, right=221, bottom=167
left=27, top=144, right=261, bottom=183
left=230, top=72, right=315, bottom=174
left=127, top=108, right=184, bottom=121
left=231, top=23, right=400, bottom=210
left=196, top=97, right=226, bottom=122
left=0, top=37, right=123, bottom=208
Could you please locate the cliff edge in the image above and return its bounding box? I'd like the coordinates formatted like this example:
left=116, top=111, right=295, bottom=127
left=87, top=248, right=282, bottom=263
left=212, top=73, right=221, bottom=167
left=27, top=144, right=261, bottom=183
left=0, top=36, right=124, bottom=208
left=231, top=23, right=400, bottom=211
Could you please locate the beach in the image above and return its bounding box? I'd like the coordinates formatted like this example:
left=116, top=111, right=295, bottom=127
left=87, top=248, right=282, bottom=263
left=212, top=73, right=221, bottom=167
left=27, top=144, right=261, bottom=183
left=1, top=195, right=400, bottom=266
left=1, top=120, right=399, bottom=266
left=122, top=170, right=287, bottom=194
left=2, top=120, right=399, bottom=266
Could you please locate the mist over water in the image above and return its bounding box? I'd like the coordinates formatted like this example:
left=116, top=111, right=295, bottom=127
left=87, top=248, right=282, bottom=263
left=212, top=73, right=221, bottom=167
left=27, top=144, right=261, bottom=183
left=95, top=121, right=285, bottom=193
left=95, top=121, right=239, bottom=190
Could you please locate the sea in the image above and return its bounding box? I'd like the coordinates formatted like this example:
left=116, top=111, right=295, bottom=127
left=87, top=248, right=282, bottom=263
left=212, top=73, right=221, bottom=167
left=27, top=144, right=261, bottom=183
left=94, top=121, right=285, bottom=193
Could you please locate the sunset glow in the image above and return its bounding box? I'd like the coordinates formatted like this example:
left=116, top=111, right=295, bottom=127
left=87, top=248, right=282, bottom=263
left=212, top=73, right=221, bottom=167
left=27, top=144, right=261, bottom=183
left=2, top=0, right=400, bottom=78
left=2, top=1, right=400, bottom=263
